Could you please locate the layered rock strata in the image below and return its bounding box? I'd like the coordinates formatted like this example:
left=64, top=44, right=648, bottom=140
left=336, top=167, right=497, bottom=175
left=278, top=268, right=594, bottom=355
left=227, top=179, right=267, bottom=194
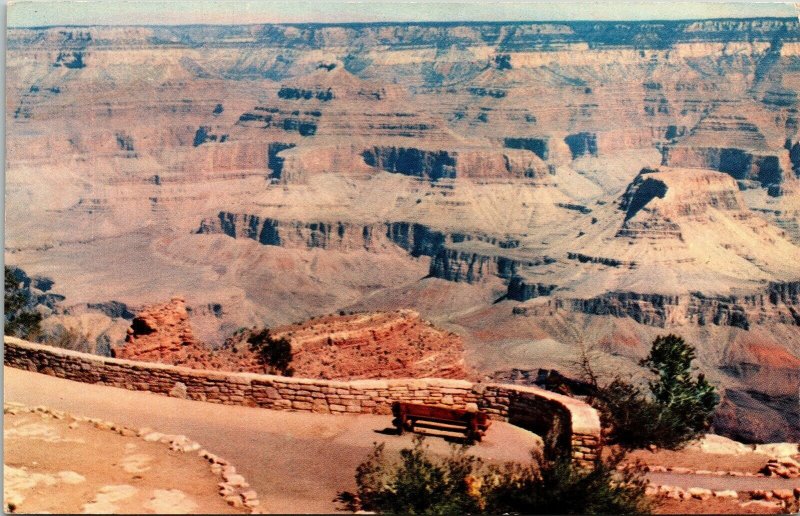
left=7, top=17, right=800, bottom=443
left=511, top=282, right=800, bottom=329
left=114, top=302, right=468, bottom=381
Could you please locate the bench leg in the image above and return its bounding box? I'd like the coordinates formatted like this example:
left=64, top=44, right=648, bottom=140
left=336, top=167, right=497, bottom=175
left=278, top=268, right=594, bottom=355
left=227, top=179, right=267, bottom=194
left=466, top=421, right=479, bottom=444
left=393, top=415, right=406, bottom=435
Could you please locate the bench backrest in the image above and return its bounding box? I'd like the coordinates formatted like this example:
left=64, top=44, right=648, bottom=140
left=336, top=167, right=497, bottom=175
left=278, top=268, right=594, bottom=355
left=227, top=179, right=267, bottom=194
left=392, top=401, right=489, bottom=426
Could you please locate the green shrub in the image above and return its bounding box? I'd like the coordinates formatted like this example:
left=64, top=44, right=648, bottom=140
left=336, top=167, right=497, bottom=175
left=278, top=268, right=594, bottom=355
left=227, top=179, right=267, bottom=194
left=481, top=450, right=651, bottom=515
left=45, top=325, right=93, bottom=354
left=337, top=437, right=652, bottom=515
left=247, top=328, right=294, bottom=376
left=593, top=378, right=663, bottom=449
left=336, top=437, right=481, bottom=515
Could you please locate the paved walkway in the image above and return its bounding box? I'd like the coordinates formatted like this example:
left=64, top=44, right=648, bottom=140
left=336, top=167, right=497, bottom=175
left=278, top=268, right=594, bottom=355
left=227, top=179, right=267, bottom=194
left=3, top=367, right=541, bottom=513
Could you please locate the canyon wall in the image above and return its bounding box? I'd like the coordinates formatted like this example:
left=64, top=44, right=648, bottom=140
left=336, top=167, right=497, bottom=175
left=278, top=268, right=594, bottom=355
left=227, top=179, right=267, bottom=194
left=361, top=146, right=548, bottom=181
left=197, top=214, right=544, bottom=284
left=510, top=282, right=800, bottom=329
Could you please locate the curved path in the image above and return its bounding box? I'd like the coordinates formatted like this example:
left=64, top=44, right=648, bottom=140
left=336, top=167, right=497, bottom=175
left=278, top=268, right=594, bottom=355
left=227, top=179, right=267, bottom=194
left=4, top=367, right=540, bottom=513
left=6, top=367, right=797, bottom=512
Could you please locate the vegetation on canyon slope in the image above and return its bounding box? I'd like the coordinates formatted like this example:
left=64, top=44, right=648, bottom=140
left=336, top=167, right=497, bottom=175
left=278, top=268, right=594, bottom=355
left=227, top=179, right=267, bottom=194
left=247, top=328, right=294, bottom=376
left=4, top=266, right=107, bottom=354
left=4, top=266, right=42, bottom=340
left=336, top=437, right=651, bottom=515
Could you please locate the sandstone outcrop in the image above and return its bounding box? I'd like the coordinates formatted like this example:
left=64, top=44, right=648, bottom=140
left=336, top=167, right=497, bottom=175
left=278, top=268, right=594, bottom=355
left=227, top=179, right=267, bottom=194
left=361, top=146, right=549, bottom=182
left=512, top=282, right=800, bottom=329
left=761, top=457, right=800, bottom=479
left=197, top=215, right=387, bottom=251
left=198, top=214, right=547, bottom=284
left=114, top=303, right=468, bottom=381
left=112, top=297, right=225, bottom=369
left=223, top=310, right=469, bottom=380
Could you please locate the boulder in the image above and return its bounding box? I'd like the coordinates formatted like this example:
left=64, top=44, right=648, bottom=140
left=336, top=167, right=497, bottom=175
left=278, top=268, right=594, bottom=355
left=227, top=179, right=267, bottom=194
left=688, top=487, right=713, bottom=500
left=169, top=382, right=188, bottom=399
left=760, top=456, right=800, bottom=478
left=771, top=489, right=796, bottom=501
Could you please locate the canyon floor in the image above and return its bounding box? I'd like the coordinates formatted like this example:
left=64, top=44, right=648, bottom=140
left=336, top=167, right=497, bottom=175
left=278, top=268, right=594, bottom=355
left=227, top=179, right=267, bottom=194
left=6, top=367, right=799, bottom=514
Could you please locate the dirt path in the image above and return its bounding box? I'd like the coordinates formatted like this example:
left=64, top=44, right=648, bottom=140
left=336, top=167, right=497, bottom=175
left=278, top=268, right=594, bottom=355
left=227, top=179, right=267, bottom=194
left=646, top=471, right=799, bottom=491
left=4, top=367, right=541, bottom=513
left=4, top=408, right=245, bottom=514
left=625, top=447, right=800, bottom=492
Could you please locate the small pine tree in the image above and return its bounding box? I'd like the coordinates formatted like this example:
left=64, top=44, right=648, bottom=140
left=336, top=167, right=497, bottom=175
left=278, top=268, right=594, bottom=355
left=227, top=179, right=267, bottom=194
left=580, top=336, right=719, bottom=450
left=640, top=334, right=719, bottom=447
left=247, top=328, right=294, bottom=376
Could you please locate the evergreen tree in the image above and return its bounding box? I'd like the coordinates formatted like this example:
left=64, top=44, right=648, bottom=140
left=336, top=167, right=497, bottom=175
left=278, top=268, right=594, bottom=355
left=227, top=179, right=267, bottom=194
left=640, top=334, right=719, bottom=445
left=584, top=335, right=720, bottom=450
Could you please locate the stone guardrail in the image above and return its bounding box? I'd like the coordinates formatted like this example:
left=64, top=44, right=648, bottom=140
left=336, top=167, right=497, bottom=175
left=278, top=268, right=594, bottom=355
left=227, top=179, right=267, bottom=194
left=4, top=337, right=602, bottom=466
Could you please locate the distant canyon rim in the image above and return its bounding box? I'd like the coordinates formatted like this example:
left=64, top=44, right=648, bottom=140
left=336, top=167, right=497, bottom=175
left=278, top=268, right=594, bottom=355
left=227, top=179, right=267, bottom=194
left=5, top=18, right=800, bottom=443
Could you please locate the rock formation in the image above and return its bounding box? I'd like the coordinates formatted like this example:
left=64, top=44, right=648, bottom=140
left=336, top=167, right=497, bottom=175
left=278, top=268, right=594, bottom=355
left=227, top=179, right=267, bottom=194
left=222, top=310, right=469, bottom=380
left=115, top=303, right=468, bottom=380
left=112, top=297, right=221, bottom=368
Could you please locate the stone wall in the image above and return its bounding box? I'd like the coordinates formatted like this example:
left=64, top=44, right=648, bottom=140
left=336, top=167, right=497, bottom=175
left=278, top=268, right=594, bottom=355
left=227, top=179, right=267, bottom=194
left=3, top=337, right=601, bottom=467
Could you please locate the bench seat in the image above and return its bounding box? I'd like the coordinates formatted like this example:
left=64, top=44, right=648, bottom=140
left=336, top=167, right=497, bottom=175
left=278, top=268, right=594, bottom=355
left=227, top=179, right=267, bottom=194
left=391, top=401, right=491, bottom=443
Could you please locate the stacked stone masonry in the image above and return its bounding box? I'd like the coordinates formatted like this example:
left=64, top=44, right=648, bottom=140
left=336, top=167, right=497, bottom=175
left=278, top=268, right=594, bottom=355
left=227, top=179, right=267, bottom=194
left=3, top=338, right=602, bottom=467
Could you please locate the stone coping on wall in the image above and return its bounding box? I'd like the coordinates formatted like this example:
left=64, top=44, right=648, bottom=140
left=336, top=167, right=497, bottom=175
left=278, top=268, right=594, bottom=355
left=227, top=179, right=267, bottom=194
left=492, top=383, right=601, bottom=436
left=3, top=337, right=602, bottom=465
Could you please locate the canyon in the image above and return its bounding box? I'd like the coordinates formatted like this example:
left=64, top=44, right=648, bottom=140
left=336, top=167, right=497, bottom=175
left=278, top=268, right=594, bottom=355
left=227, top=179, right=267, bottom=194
left=5, top=18, right=800, bottom=442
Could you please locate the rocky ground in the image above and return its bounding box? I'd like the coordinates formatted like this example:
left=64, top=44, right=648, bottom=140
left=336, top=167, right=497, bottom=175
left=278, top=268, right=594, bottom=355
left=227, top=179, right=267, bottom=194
left=623, top=435, right=800, bottom=514
left=3, top=403, right=259, bottom=514
left=114, top=297, right=468, bottom=379
left=626, top=434, right=800, bottom=475
left=225, top=309, right=469, bottom=379
left=653, top=497, right=789, bottom=514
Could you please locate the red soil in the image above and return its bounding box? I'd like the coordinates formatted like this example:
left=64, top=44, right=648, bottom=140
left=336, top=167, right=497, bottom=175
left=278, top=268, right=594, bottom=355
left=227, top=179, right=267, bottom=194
left=114, top=300, right=468, bottom=380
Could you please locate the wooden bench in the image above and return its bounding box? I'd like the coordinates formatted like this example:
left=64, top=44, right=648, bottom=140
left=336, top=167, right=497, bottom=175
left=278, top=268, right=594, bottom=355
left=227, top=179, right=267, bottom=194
left=391, top=402, right=491, bottom=443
